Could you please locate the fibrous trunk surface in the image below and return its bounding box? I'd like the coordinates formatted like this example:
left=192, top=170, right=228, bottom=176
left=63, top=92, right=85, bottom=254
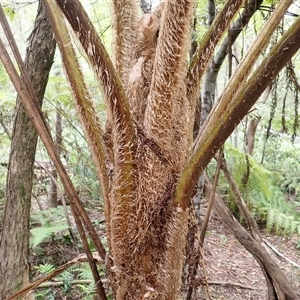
left=108, top=2, right=195, bottom=299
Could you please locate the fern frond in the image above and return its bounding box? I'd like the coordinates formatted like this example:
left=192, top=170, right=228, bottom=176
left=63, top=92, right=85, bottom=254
left=274, top=212, right=283, bottom=234
left=298, top=224, right=300, bottom=235
left=77, top=263, right=94, bottom=281
left=35, top=263, right=56, bottom=275
left=267, top=209, right=275, bottom=234
left=283, top=215, right=293, bottom=235
left=289, top=220, right=297, bottom=235
left=224, top=142, right=300, bottom=237
left=30, top=224, right=69, bottom=248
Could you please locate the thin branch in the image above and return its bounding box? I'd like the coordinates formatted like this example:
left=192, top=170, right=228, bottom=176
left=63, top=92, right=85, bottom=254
left=0, top=112, right=11, bottom=139
left=73, top=209, right=107, bottom=299
left=207, top=280, right=256, bottom=290
left=54, top=0, right=138, bottom=217
left=219, top=155, right=262, bottom=242
left=43, top=0, right=110, bottom=227
left=54, top=0, right=137, bottom=146
left=263, top=239, right=300, bottom=269
left=212, top=0, right=263, bottom=78
left=200, top=148, right=223, bottom=244
left=37, top=279, right=104, bottom=288
left=186, top=148, right=223, bottom=300
left=211, top=0, right=293, bottom=106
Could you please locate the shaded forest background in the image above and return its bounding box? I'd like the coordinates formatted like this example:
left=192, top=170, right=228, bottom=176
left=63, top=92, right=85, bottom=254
left=0, top=0, right=300, bottom=299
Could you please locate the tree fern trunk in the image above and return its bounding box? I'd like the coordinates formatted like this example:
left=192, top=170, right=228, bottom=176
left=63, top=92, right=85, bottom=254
left=8, top=1, right=300, bottom=299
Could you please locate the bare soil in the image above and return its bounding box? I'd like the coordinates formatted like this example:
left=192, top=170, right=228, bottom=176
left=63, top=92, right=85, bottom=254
left=193, top=211, right=300, bottom=300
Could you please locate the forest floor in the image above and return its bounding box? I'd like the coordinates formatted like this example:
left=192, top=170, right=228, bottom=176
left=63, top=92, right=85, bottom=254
left=194, top=210, right=300, bottom=300
left=27, top=204, right=300, bottom=299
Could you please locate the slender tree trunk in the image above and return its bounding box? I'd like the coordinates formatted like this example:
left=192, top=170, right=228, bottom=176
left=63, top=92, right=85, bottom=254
left=245, top=116, right=261, bottom=155
left=0, top=3, right=55, bottom=298
left=201, top=0, right=263, bottom=125
left=49, top=108, right=62, bottom=207
left=192, top=0, right=263, bottom=219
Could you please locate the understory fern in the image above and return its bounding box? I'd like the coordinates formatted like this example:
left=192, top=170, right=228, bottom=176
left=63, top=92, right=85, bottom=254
left=221, top=142, right=300, bottom=236
left=30, top=206, right=70, bottom=247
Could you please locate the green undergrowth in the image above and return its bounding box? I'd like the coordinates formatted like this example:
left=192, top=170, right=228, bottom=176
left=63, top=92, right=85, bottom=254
left=30, top=206, right=70, bottom=248
left=216, top=143, right=300, bottom=236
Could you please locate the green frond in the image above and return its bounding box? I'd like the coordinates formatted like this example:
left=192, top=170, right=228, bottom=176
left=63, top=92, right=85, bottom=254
left=224, top=142, right=300, bottom=236
left=267, top=209, right=275, bottom=233
left=274, top=212, right=283, bottom=234
left=289, top=220, right=297, bottom=235
left=34, top=263, right=56, bottom=275
left=30, top=224, right=69, bottom=248
left=77, top=264, right=94, bottom=281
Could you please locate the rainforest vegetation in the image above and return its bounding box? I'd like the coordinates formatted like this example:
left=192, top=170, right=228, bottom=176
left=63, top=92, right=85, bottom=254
left=0, top=0, right=300, bottom=299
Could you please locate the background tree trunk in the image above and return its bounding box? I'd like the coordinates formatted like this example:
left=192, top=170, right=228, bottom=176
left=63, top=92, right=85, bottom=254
left=49, top=108, right=62, bottom=208
left=245, top=116, right=261, bottom=155
left=201, top=0, right=263, bottom=126
left=0, top=2, right=55, bottom=298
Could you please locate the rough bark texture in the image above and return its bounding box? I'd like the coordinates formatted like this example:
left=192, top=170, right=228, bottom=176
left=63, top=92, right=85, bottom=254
left=0, top=3, right=55, bottom=298
left=111, top=2, right=195, bottom=299
left=55, top=1, right=300, bottom=299
left=111, top=0, right=138, bottom=87
left=49, top=109, right=62, bottom=207
left=246, top=116, right=261, bottom=155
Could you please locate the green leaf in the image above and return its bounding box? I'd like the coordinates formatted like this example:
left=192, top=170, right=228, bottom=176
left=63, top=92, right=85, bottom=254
left=3, top=6, right=16, bottom=22
left=30, top=224, right=69, bottom=248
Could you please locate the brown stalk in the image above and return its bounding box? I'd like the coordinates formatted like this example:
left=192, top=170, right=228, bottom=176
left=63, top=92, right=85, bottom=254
left=187, top=0, right=243, bottom=111
left=42, top=0, right=111, bottom=229
left=111, top=0, right=138, bottom=86
left=145, top=0, right=195, bottom=170
left=175, top=9, right=300, bottom=209
left=199, top=148, right=223, bottom=244
left=54, top=0, right=138, bottom=233
left=219, top=156, right=262, bottom=241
